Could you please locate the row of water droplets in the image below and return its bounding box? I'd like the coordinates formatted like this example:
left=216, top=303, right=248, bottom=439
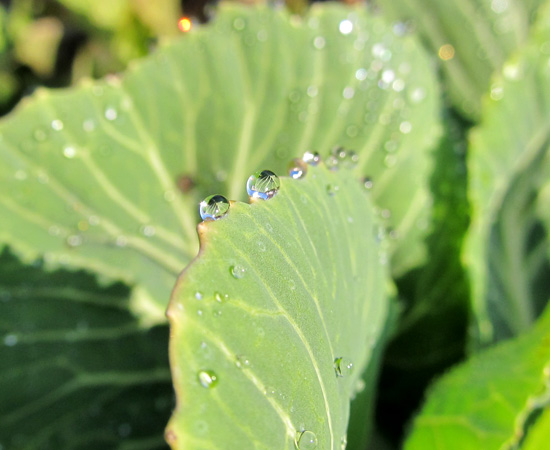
left=199, top=147, right=369, bottom=221
left=196, top=147, right=367, bottom=449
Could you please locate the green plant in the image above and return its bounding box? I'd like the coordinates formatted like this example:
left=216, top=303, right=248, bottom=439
left=0, top=1, right=549, bottom=449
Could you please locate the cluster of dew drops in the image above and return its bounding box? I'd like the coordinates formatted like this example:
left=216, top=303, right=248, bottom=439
left=196, top=148, right=367, bottom=450
left=199, top=147, right=371, bottom=221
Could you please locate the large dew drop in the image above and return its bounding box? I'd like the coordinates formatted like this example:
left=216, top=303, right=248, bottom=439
left=197, top=370, right=218, bottom=388
left=296, top=430, right=318, bottom=450
left=288, top=158, right=308, bottom=179
left=334, top=357, right=354, bottom=377
left=199, top=195, right=230, bottom=221
left=246, top=170, right=280, bottom=200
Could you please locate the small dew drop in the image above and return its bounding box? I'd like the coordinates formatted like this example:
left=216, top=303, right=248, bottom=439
left=195, top=291, right=203, bottom=300
left=313, top=36, right=326, bottom=49
left=257, top=241, right=266, bottom=252
left=246, top=170, right=280, bottom=200
left=116, top=235, right=128, bottom=247
left=233, top=17, right=245, bottom=31
left=66, top=234, right=83, bottom=248
left=342, top=86, right=355, bottom=99
left=341, top=435, right=348, bottom=449
left=334, top=357, right=354, bottom=377
left=51, top=119, right=63, bottom=131
left=83, top=119, right=96, bottom=132
left=105, top=107, right=118, bottom=121
left=214, top=292, right=229, bottom=303
left=409, top=87, right=426, bottom=103
left=141, top=225, right=156, bottom=237
left=63, top=146, right=77, bottom=159
left=296, top=430, right=318, bottom=450
left=399, top=121, right=412, bottom=134
left=235, top=355, right=251, bottom=369
left=199, top=195, right=230, bottom=220
left=355, top=68, right=367, bottom=81
left=3, top=334, right=18, bottom=347
left=303, top=151, right=321, bottom=166
left=339, top=19, right=353, bottom=35
left=306, top=86, right=318, bottom=98
left=288, top=158, right=308, bottom=179
left=197, top=370, right=218, bottom=388
left=326, top=184, right=339, bottom=196
left=230, top=265, right=246, bottom=279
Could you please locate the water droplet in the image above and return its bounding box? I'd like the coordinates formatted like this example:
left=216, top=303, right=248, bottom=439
left=230, top=265, right=246, bottom=279
left=334, top=357, right=354, bottom=377
left=303, top=151, right=321, bottom=166
left=195, top=291, right=203, bottom=300
left=141, top=225, right=156, bottom=237
left=116, top=235, right=128, bottom=247
left=88, top=215, right=100, bottom=226
left=392, top=79, right=405, bottom=92
left=246, top=170, right=280, bottom=200
left=257, top=241, right=266, bottom=252
left=342, top=86, right=355, bottom=99
left=355, top=68, right=367, bottom=81
left=83, top=119, right=96, bottom=132
left=214, top=292, right=228, bottom=303
left=399, top=121, right=412, bottom=134
left=66, top=234, right=83, bottom=248
left=306, top=86, right=318, bottom=98
left=381, top=209, right=391, bottom=219
left=197, top=370, right=218, bottom=388
left=199, top=195, right=230, bottom=220
left=409, top=87, right=426, bottom=103
left=490, top=83, right=504, bottom=101
left=288, top=158, right=308, bottom=179
left=339, top=20, right=353, bottom=35
left=233, top=17, right=245, bottom=31
left=296, top=430, right=318, bottom=450
left=235, top=355, right=250, bottom=368
left=313, top=36, right=326, bottom=49
left=341, top=436, right=348, bottom=449
left=3, top=334, right=18, bottom=346
left=105, top=107, right=118, bottom=121
left=63, top=146, right=77, bottom=159
left=51, top=119, right=63, bottom=131
left=326, top=184, right=339, bottom=196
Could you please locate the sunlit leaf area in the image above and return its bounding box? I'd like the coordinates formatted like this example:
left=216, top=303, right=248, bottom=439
left=1, top=0, right=549, bottom=449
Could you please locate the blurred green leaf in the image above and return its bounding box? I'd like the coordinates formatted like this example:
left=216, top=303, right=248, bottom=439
left=376, top=112, right=470, bottom=441
left=166, top=164, right=390, bottom=449
left=373, top=0, right=544, bottom=120
left=0, top=248, right=172, bottom=449
left=464, top=1, right=550, bottom=346
left=0, top=3, right=440, bottom=325
left=404, top=302, right=550, bottom=450
left=521, top=407, right=550, bottom=450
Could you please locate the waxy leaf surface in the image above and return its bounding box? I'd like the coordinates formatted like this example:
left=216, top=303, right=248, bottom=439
left=0, top=4, right=439, bottom=327
left=167, top=164, right=390, bottom=449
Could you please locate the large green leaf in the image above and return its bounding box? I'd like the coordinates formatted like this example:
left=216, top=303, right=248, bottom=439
left=166, top=164, right=390, bottom=449
left=463, top=2, right=550, bottom=346
left=375, top=112, right=470, bottom=442
left=0, top=248, right=172, bottom=449
left=404, top=302, right=550, bottom=450
left=0, top=4, right=440, bottom=326
left=373, top=0, right=544, bottom=120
